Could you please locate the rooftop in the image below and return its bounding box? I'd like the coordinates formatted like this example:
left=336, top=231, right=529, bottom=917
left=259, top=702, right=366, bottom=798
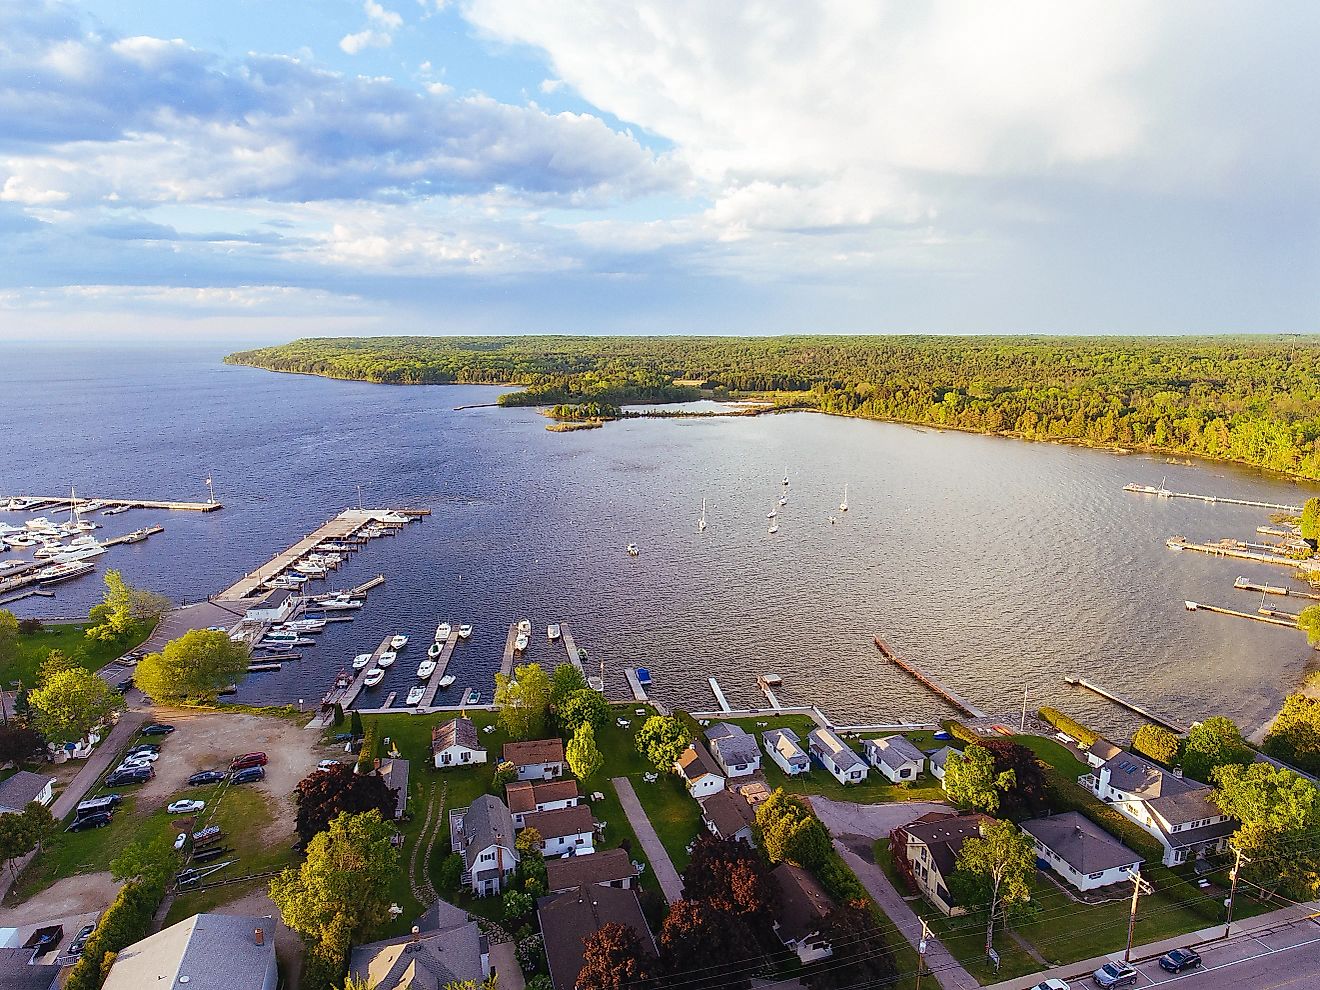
left=506, top=779, right=580, bottom=815
left=1101, top=751, right=1206, bottom=800
left=0, top=771, right=53, bottom=814
left=460, top=795, right=515, bottom=870
left=698, top=789, right=757, bottom=839
left=537, top=885, right=655, bottom=990
left=808, top=728, right=866, bottom=771
left=764, top=728, right=809, bottom=764
left=348, top=918, right=487, bottom=990
left=432, top=717, right=481, bottom=752
left=901, top=812, right=996, bottom=889
left=1020, top=812, right=1144, bottom=874
left=545, top=848, right=638, bottom=892
left=0, top=946, right=60, bottom=990
left=676, top=742, right=723, bottom=782
left=863, top=735, right=925, bottom=770
left=502, top=738, right=565, bottom=766
left=520, top=804, right=594, bottom=840
left=378, top=758, right=409, bottom=819
left=771, top=863, right=835, bottom=944
left=100, top=913, right=276, bottom=990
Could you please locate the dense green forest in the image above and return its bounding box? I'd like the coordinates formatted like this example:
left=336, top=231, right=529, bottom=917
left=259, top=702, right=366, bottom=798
left=226, top=335, right=1320, bottom=480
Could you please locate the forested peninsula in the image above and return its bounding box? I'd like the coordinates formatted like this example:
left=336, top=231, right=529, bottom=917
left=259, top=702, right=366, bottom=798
left=226, top=335, right=1320, bottom=481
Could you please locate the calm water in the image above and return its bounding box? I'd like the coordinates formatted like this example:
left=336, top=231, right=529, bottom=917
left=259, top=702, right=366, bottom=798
left=6, top=344, right=1319, bottom=736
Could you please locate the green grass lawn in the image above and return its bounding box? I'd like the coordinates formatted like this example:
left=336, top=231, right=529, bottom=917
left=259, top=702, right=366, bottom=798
left=5, top=618, right=156, bottom=687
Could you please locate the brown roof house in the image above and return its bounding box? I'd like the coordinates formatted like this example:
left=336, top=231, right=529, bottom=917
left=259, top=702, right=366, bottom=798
left=675, top=741, right=726, bottom=798
left=432, top=718, right=487, bottom=769
left=520, top=805, right=596, bottom=857
left=503, top=739, right=566, bottom=781
left=893, top=812, right=997, bottom=916
left=698, top=789, right=757, bottom=845
left=537, top=885, right=657, bottom=990
left=507, top=779, right=581, bottom=829
left=545, top=847, right=638, bottom=893
left=770, top=864, right=835, bottom=964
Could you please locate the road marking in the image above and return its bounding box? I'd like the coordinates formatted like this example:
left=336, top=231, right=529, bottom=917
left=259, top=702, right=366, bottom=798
left=1152, top=932, right=1320, bottom=984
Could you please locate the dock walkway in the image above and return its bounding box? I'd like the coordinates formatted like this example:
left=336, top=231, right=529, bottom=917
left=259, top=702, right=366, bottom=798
left=1184, top=600, right=1300, bottom=630
left=501, top=624, right=519, bottom=678
left=1125, top=483, right=1302, bottom=513
left=1065, top=676, right=1189, bottom=733
left=873, top=637, right=986, bottom=718
left=560, top=624, right=583, bottom=672
left=102, top=524, right=165, bottom=547
left=338, top=635, right=395, bottom=711
left=623, top=668, right=649, bottom=702
left=419, top=630, right=461, bottom=707
left=1234, top=576, right=1320, bottom=601
left=707, top=677, right=731, bottom=713
left=5, top=495, right=223, bottom=513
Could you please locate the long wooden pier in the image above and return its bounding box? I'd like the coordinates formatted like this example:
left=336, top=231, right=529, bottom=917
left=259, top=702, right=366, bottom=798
left=1065, top=676, right=1189, bottom=733
left=873, top=636, right=987, bottom=719
left=1165, top=536, right=1320, bottom=572
left=623, top=668, right=649, bottom=702
left=561, top=623, right=584, bottom=672
left=1125, top=483, right=1302, bottom=513
left=6, top=495, right=223, bottom=513
left=1234, top=576, right=1320, bottom=601
left=102, top=525, right=165, bottom=547
left=418, top=629, right=461, bottom=707
left=1184, top=600, right=1300, bottom=629
left=707, top=677, right=731, bottom=713
left=501, top=624, right=519, bottom=678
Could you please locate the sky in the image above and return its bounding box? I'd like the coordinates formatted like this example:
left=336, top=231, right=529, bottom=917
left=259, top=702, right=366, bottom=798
left=1, top=0, right=1318, bottom=342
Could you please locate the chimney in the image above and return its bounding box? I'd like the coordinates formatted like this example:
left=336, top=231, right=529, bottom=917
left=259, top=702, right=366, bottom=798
left=374, top=758, right=382, bottom=771
left=254, top=928, right=265, bottom=946
left=408, top=925, right=422, bottom=952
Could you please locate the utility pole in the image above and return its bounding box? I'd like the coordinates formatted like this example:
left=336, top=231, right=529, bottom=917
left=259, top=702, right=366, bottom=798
left=1225, top=846, right=1249, bottom=937
left=1124, top=869, right=1153, bottom=962
left=915, top=917, right=931, bottom=990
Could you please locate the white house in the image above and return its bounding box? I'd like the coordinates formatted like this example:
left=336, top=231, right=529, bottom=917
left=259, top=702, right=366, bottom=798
left=704, top=723, right=761, bottom=778
left=1086, top=738, right=1123, bottom=769
left=862, top=736, right=925, bottom=783
left=102, top=913, right=278, bottom=990
left=0, top=771, right=55, bottom=815
left=676, top=742, right=726, bottom=797
left=1020, top=812, right=1144, bottom=892
left=520, top=805, right=596, bottom=857
left=450, top=794, right=519, bottom=897
left=808, top=728, right=868, bottom=785
left=698, top=789, right=758, bottom=845
left=928, top=746, right=960, bottom=782
left=507, top=779, right=581, bottom=829
left=432, top=717, right=487, bottom=769
left=763, top=728, right=810, bottom=776
left=502, top=739, right=566, bottom=781
left=242, top=588, right=297, bottom=624
left=1082, top=750, right=1234, bottom=867
left=770, top=864, right=835, bottom=964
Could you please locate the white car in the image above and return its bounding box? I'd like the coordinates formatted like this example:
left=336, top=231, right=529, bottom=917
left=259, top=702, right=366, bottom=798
left=316, top=760, right=341, bottom=772
left=167, top=799, right=205, bottom=815
left=173, top=832, right=187, bottom=851
left=1032, top=981, right=1070, bottom=990
left=122, top=750, right=159, bottom=762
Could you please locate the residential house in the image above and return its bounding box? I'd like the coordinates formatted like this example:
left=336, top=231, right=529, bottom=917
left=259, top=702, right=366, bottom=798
left=770, top=863, right=835, bottom=964
left=507, top=779, right=581, bottom=829
left=1082, top=750, right=1234, bottom=867
left=928, top=746, right=960, bottom=782
left=101, top=913, right=278, bottom=990
left=546, top=847, right=638, bottom=893
left=704, top=723, right=762, bottom=778
left=242, top=588, right=296, bottom=624
left=1086, top=738, right=1123, bottom=769
left=1020, top=812, right=1144, bottom=892
left=0, top=946, right=59, bottom=990
left=348, top=906, right=489, bottom=990
left=502, top=739, right=566, bottom=781
left=376, top=758, right=409, bottom=820
left=698, top=789, right=758, bottom=845
left=431, top=718, right=487, bottom=769
left=894, top=811, right=996, bottom=916
left=862, top=735, right=925, bottom=783
left=520, top=805, right=596, bottom=857
left=675, top=742, right=726, bottom=797
left=537, top=885, right=657, bottom=990
left=763, top=728, right=810, bottom=776
left=449, top=794, right=519, bottom=897
left=807, top=728, right=868, bottom=785
left=0, top=771, right=55, bottom=815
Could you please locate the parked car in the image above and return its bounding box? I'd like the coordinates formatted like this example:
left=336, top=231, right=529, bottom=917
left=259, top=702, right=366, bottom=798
left=68, top=812, right=112, bottom=831
left=316, top=760, right=341, bottom=772
left=1092, top=961, right=1137, bottom=987
left=105, top=768, right=152, bottom=786
left=174, top=832, right=187, bottom=851
left=1032, top=981, right=1071, bottom=990
left=231, top=766, right=265, bottom=784
left=121, top=749, right=159, bottom=762
left=141, top=723, right=175, bottom=736
left=76, top=795, right=121, bottom=816
left=230, top=752, right=268, bottom=771
left=167, top=799, right=205, bottom=815
left=127, top=743, right=161, bottom=755
left=68, top=923, right=96, bottom=956
left=1159, top=948, right=1202, bottom=974
left=188, top=770, right=227, bottom=786
left=115, top=678, right=134, bottom=694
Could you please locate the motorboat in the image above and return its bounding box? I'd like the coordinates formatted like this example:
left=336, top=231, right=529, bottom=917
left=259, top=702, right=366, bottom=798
left=427, top=641, right=442, bottom=659
left=517, top=619, right=531, bottom=635
left=779, top=495, right=788, bottom=506
left=79, top=500, right=107, bottom=513
left=3, top=534, right=39, bottom=549
left=25, top=517, right=56, bottom=531
left=435, top=622, right=452, bottom=641
left=296, top=562, right=328, bottom=577
left=33, top=543, right=67, bottom=560
left=626, top=544, right=640, bottom=556
left=118, top=529, right=152, bottom=544
left=514, top=634, right=529, bottom=652
left=72, top=520, right=99, bottom=533
left=363, top=669, right=385, bottom=688
left=829, top=515, right=837, bottom=524
left=378, top=651, right=397, bottom=668
left=52, top=543, right=106, bottom=563
left=35, top=561, right=95, bottom=584
left=548, top=624, right=561, bottom=641
left=318, top=595, right=363, bottom=611
left=390, top=634, right=408, bottom=650
left=458, top=624, right=472, bottom=639
left=635, top=667, right=652, bottom=687
left=280, top=619, right=326, bottom=633
left=406, top=685, right=426, bottom=706
left=263, top=631, right=301, bottom=644
left=417, top=659, right=436, bottom=679
left=767, top=506, right=777, bottom=518
left=352, top=653, right=372, bottom=670
left=699, top=498, right=706, bottom=532
left=101, top=505, right=131, bottom=515
left=436, top=674, right=455, bottom=689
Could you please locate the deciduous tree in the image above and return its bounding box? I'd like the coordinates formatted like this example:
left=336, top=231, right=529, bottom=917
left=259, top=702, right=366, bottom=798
left=134, top=629, right=249, bottom=703
left=1133, top=724, right=1182, bottom=766
left=943, top=745, right=1015, bottom=816
left=1302, top=497, right=1320, bottom=543
left=27, top=667, right=122, bottom=743
left=0, top=724, right=42, bottom=766
left=1213, top=761, right=1320, bottom=900
left=980, top=740, right=1049, bottom=820
left=657, top=899, right=752, bottom=990
left=550, top=663, right=589, bottom=710
left=578, top=922, right=655, bottom=990
left=495, top=662, right=552, bottom=740
left=805, top=901, right=898, bottom=990
left=566, top=721, right=603, bottom=780
left=1183, top=716, right=1253, bottom=783
left=0, top=812, right=35, bottom=877
left=1264, top=694, right=1320, bottom=774
left=0, top=610, right=18, bottom=674
left=294, top=765, right=397, bottom=845
left=635, top=715, right=690, bottom=773
left=682, top=834, right=776, bottom=928
left=86, top=569, right=135, bottom=641
left=37, top=651, right=79, bottom=685
left=755, top=788, right=831, bottom=870
left=559, top=688, right=610, bottom=736
left=949, top=819, right=1035, bottom=956
left=1299, top=605, right=1320, bottom=646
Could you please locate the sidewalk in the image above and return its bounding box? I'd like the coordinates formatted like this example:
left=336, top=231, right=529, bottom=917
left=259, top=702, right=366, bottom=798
left=611, top=776, right=684, bottom=903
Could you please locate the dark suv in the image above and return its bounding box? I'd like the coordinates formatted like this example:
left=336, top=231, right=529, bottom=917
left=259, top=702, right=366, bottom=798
left=1158, top=948, right=1202, bottom=974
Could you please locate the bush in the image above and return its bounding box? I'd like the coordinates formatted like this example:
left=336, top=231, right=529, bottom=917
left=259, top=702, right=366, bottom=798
left=817, top=853, right=867, bottom=904
left=436, top=853, right=463, bottom=893
left=356, top=720, right=380, bottom=774
left=16, top=617, right=42, bottom=634
left=942, top=720, right=984, bottom=746
left=1037, top=707, right=1099, bottom=748
left=1132, top=724, right=1182, bottom=766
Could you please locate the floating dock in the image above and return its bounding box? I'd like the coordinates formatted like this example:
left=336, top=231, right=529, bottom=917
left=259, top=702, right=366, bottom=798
left=3, top=495, right=223, bottom=513
left=873, top=636, right=987, bottom=719
left=102, top=525, right=165, bottom=547
left=336, top=635, right=395, bottom=711
left=1165, top=536, right=1319, bottom=572
left=501, top=624, right=519, bottom=678
left=561, top=623, right=584, bottom=673
left=1065, top=676, right=1189, bottom=733
left=461, top=687, right=480, bottom=706
left=757, top=674, right=784, bottom=710
left=707, top=677, right=731, bottom=713
left=1184, top=600, right=1299, bottom=629
left=623, top=668, right=649, bottom=702
left=348, top=574, right=386, bottom=596
left=1234, top=576, right=1320, bottom=601
left=1125, top=483, right=1301, bottom=513
left=418, top=629, right=461, bottom=707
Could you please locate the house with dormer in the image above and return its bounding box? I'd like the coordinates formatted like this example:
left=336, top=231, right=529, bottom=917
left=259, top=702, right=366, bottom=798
left=449, top=794, right=519, bottom=897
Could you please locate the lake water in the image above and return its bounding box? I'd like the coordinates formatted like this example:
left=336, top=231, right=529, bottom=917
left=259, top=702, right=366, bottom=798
left=6, top=343, right=1319, bottom=737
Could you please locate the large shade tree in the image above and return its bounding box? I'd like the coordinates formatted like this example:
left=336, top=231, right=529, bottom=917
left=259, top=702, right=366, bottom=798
left=577, top=922, right=655, bottom=990
left=949, top=819, right=1035, bottom=957
left=1213, top=761, right=1320, bottom=900
left=134, top=629, right=249, bottom=703
left=635, top=715, right=691, bottom=773
left=494, top=662, right=552, bottom=740
left=27, top=667, right=122, bottom=743
left=293, top=764, right=397, bottom=846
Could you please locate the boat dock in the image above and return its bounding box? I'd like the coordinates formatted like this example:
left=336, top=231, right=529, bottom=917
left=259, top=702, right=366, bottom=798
left=348, top=575, right=385, bottom=596
left=4, top=495, right=224, bottom=513
left=561, top=623, right=584, bottom=672
left=623, top=668, right=649, bottom=702
left=1234, top=576, right=1320, bottom=601
left=461, top=687, right=480, bottom=706
left=1065, top=676, right=1189, bottom=733
left=501, top=624, right=519, bottom=678
left=418, top=629, right=461, bottom=707
left=707, top=677, right=732, bottom=713
left=757, top=674, right=784, bottom=710
left=1165, top=536, right=1319, bottom=572
left=338, top=635, right=395, bottom=711
left=873, top=636, right=987, bottom=718
left=1184, top=600, right=1300, bottom=629
left=1124, top=483, right=1302, bottom=513
left=102, top=525, right=165, bottom=547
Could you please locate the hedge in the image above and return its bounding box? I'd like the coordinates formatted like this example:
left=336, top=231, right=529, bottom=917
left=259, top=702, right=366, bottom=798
left=1042, top=771, right=1164, bottom=863
left=1038, top=707, right=1100, bottom=748
left=64, top=869, right=172, bottom=990
left=942, top=719, right=986, bottom=746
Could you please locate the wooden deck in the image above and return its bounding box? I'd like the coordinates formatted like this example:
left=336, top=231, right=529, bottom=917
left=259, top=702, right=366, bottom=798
left=707, top=677, right=731, bottom=712
left=1065, top=676, right=1189, bottom=733
left=623, top=668, right=649, bottom=702
left=561, top=623, right=584, bottom=672
left=102, top=525, right=165, bottom=547
left=418, top=629, right=461, bottom=707
left=501, top=623, right=519, bottom=678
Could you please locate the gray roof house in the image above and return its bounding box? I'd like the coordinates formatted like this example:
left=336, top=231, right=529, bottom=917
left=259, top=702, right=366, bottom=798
left=449, top=794, right=519, bottom=897
left=1086, top=738, right=1123, bottom=769
left=807, top=728, right=868, bottom=785
left=0, top=772, right=55, bottom=815
left=862, top=736, right=926, bottom=782
left=348, top=915, right=490, bottom=989
left=763, top=728, right=810, bottom=775
left=1020, top=812, right=1143, bottom=892
left=704, top=723, right=762, bottom=778
left=377, top=758, right=409, bottom=820
left=698, top=789, right=758, bottom=844
left=0, top=946, right=59, bottom=990
left=101, top=913, right=277, bottom=990
left=928, top=745, right=960, bottom=781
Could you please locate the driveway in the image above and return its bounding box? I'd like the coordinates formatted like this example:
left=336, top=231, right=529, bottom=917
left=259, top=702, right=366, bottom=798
left=809, top=797, right=951, bottom=845
left=611, top=777, right=684, bottom=903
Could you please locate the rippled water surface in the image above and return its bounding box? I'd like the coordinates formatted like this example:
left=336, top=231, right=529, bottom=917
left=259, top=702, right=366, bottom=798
left=7, top=344, right=1319, bottom=735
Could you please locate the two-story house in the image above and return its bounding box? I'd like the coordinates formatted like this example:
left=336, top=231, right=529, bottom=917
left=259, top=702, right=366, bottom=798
left=507, top=779, right=581, bottom=829
left=502, top=739, right=566, bottom=781
left=893, top=811, right=996, bottom=916
left=704, top=723, right=761, bottom=778
left=675, top=742, right=726, bottom=797
left=449, top=794, right=519, bottom=897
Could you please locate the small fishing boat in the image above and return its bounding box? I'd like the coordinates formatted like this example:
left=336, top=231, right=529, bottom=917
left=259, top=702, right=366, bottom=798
left=768, top=521, right=779, bottom=534
left=352, top=653, right=372, bottom=670
left=417, top=659, right=436, bottom=679
left=406, top=685, right=426, bottom=706
left=626, top=544, right=640, bottom=556
left=840, top=484, right=849, bottom=512
left=548, top=623, right=561, bottom=641
left=319, top=596, right=363, bottom=611
left=588, top=675, right=605, bottom=693
left=828, top=515, right=837, bottom=525
left=767, top=507, right=777, bottom=519
left=779, top=495, right=788, bottom=506
left=458, top=624, right=472, bottom=639
left=389, top=634, right=408, bottom=650
left=517, top=619, right=532, bottom=635
left=515, top=633, right=529, bottom=652
left=363, top=669, right=385, bottom=688
left=783, top=468, right=790, bottom=486
left=377, top=651, right=397, bottom=668
left=435, top=622, right=452, bottom=641
left=263, top=631, right=301, bottom=644
left=437, top=674, right=455, bottom=689
left=427, top=641, right=443, bottom=659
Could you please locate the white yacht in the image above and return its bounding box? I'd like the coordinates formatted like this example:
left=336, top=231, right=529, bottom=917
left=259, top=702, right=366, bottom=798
left=352, top=653, right=373, bottom=670
left=548, top=624, right=561, bottom=641
left=417, top=659, right=436, bottom=679
left=281, top=618, right=326, bottom=633
left=52, top=543, right=106, bottom=563
left=25, top=517, right=56, bottom=531
left=296, top=562, right=328, bottom=577
left=33, top=543, right=67, bottom=560
left=427, top=641, right=443, bottom=659
left=406, top=685, right=426, bottom=706
left=435, top=622, right=452, bottom=641
left=363, top=668, right=385, bottom=687
left=389, top=634, right=408, bottom=650
left=517, top=619, right=532, bottom=635
left=101, top=505, right=131, bottom=515
left=626, top=544, right=640, bottom=556
left=514, top=633, right=529, bottom=652
left=378, top=651, right=397, bottom=668
left=318, top=595, right=363, bottom=611
left=263, top=631, right=301, bottom=644
left=79, top=500, right=107, bottom=513
left=436, top=674, right=456, bottom=689
left=458, top=624, right=473, bottom=639
left=3, top=534, right=39, bottom=549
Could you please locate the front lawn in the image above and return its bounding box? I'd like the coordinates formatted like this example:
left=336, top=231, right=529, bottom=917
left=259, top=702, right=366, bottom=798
left=5, top=618, right=156, bottom=686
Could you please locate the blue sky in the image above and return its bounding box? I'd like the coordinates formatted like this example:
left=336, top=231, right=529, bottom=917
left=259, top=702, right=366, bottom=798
left=2, top=0, right=1318, bottom=341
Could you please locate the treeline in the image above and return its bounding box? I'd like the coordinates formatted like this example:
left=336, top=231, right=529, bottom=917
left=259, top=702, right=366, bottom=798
left=227, top=334, right=1320, bottom=480
left=547, top=401, right=622, bottom=421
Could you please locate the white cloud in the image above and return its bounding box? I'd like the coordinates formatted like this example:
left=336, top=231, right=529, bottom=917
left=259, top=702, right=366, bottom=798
left=341, top=0, right=403, bottom=53
left=539, top=78, right=564, bottom=94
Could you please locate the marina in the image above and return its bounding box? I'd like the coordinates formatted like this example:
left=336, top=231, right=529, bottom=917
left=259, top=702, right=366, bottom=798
left=416, top=628, right=461, bottom=708
left=1165, top=535, right=1319, bottom=571
left=1124, top=482, right=1303, bottom=513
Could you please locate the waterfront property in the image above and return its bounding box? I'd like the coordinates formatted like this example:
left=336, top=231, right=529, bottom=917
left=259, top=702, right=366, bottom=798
left=0, top=771, right=55, bottom=815
left=101, top=913, right=278, bottom=990
left=862, top=735, right=925, bottom=782
left=928, top=745, right=959, bottom=782
left=376, top=757, right=409, bottom=820
left=763, top=727, right=810, bottom=775
left=538, top=884, right=657, bottom=990
left=519, top=805, right=596, bottom=857
left=1086, top=738, right=1123, bottom=769
left=704, top=722, right=761, bottom=777
left=770, top=863, right=835, bottom=964
left=450, top=794, right=519, bottom=897
left=349, top=905, right=489, bottom=989
left=507, top=778, right=581, bottom=829
left=675, top=741, right=726, bottom=797
left=241, top=588, right=297, bottom=624
left=545, top=846, right=638, bottom=893
left=1020, top=812, right=1143, bottom=892
left=1081, top=751, right=1234, bottom=867
left=808, top=727, right=868, bottom=785
left=698, top=789, right=758, bottom=844
left=502, top=738, right=566, bottom=780
left=432, top=717, right=487, bottom=769
left=894, top=811, right=996, bottom=916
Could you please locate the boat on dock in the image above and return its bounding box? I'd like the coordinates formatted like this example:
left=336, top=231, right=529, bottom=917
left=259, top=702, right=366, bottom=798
left=437, top=674, right=455, bottom=689
left=548, top=623, right=561, bottom=641
left=435, top=622, right=451, bottom=641
left=458, top=624, right=472, bottom=639
left=318, top=595, right=364, bottom=611
left=363, top=669, right=385, bottom=688
left=389, top=634, right=408, bottom=650
left=35, top=561, right=94, bottom=585
left=635, top=667, right=652, bottom=687
left=427, top=641, right=443, bottom=659
left=515, top=633, right=529, bottom=652
left=101, top=505, right=131, bottom=515
left=417, top=659, right=436, bottom=679
left=406, top=685, right=425, bottom=706
left=352, top=653, right=372, bottom=670
left=378, top=651, right=397, bottom=668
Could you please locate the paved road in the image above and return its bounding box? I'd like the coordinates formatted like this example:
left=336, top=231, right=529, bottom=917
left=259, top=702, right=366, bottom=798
left=612, top=776, right=684, bottom=903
